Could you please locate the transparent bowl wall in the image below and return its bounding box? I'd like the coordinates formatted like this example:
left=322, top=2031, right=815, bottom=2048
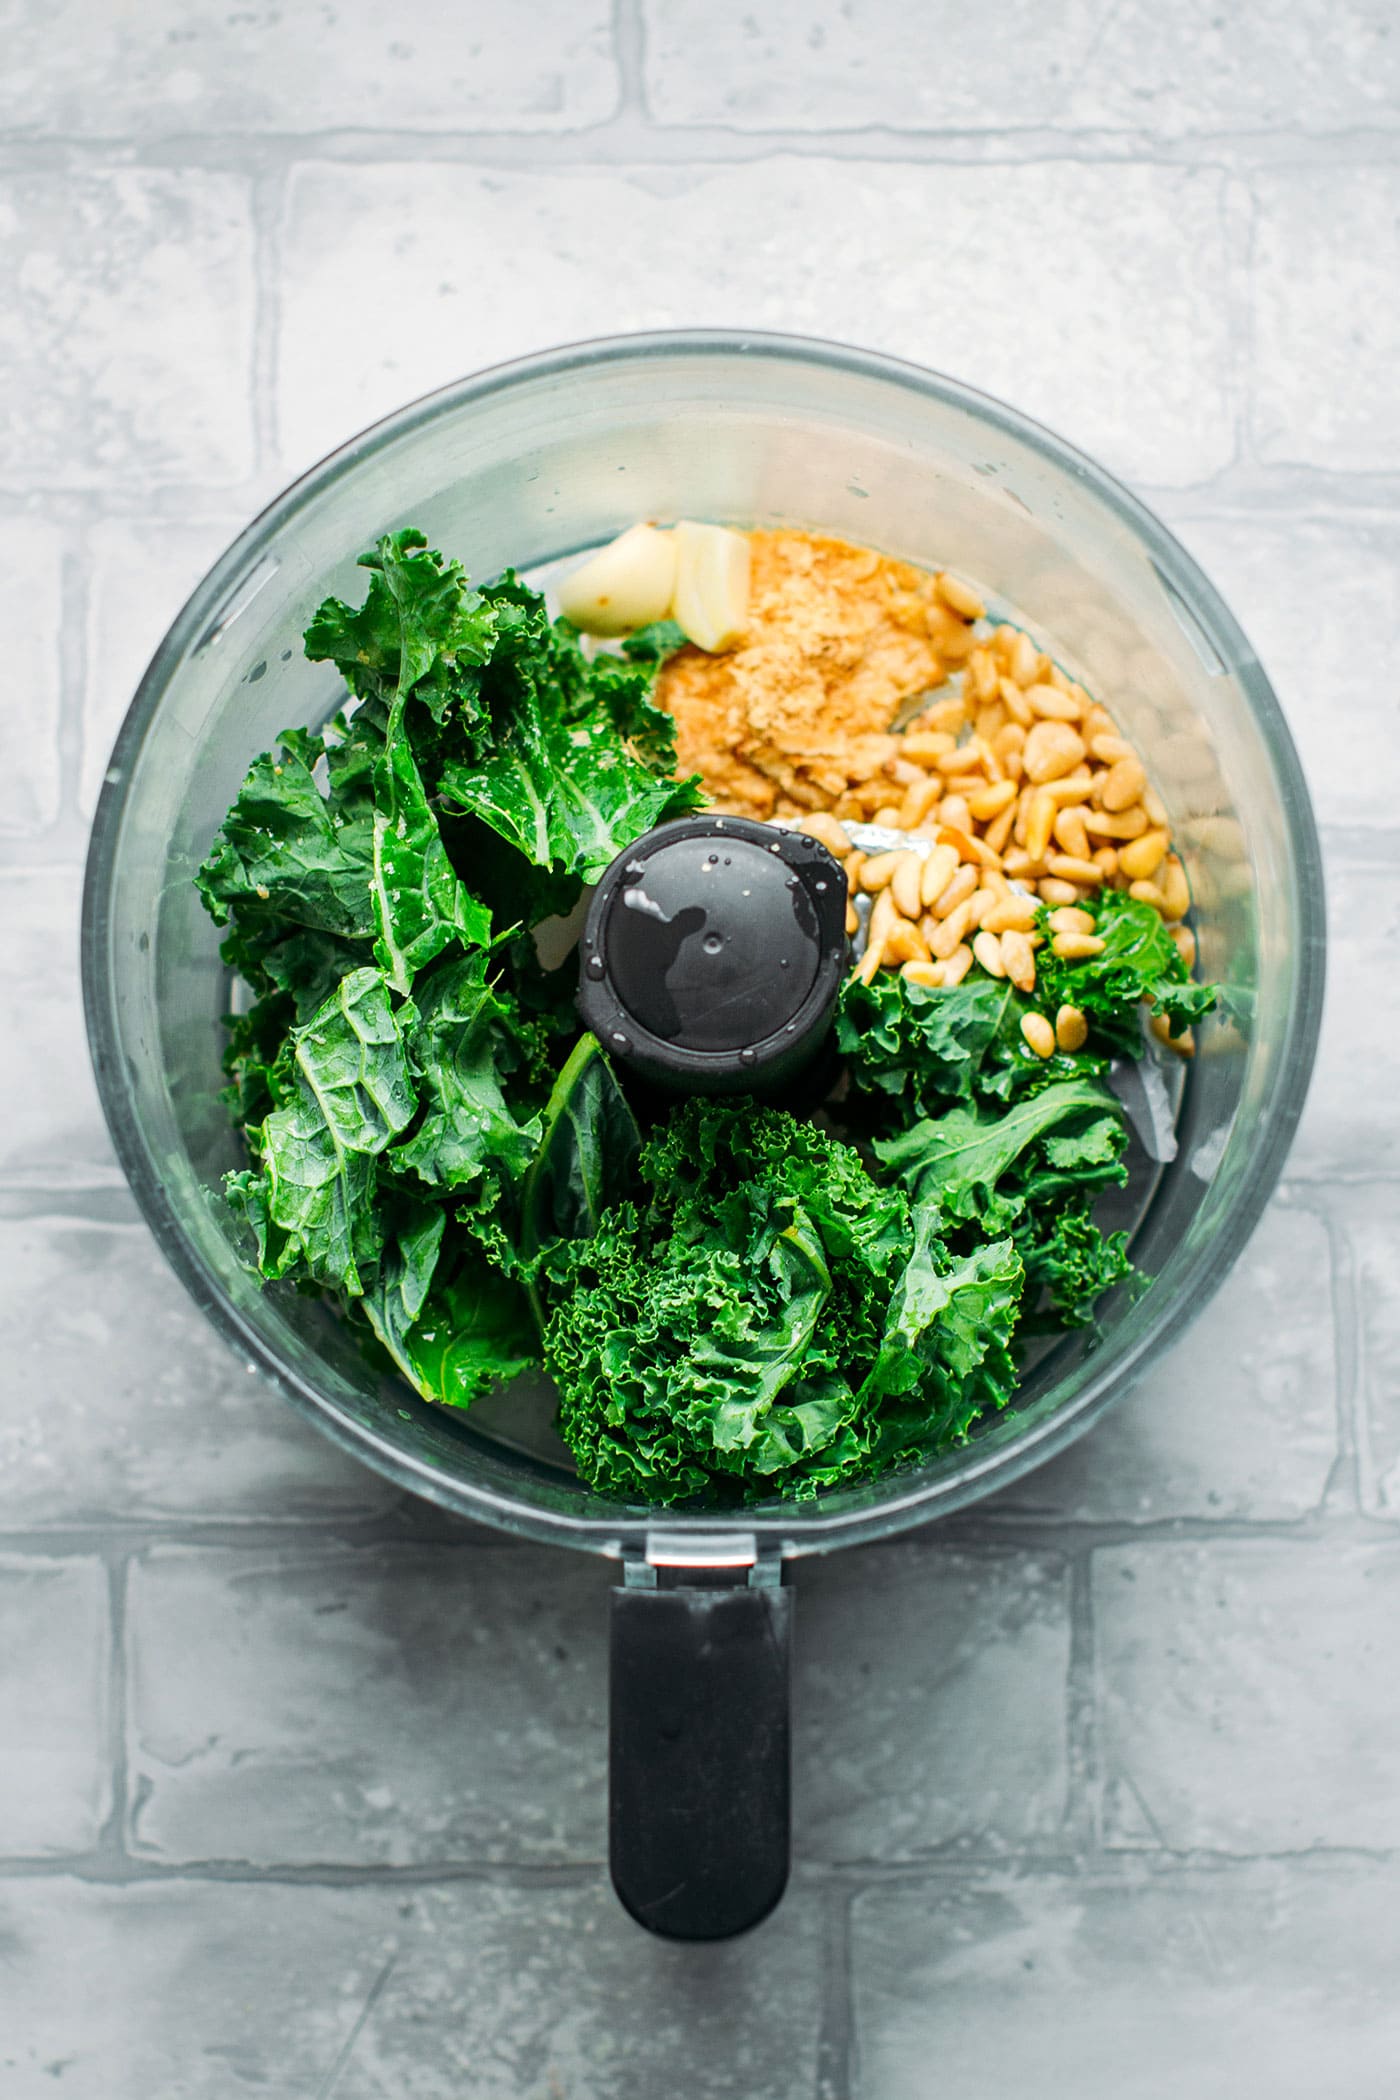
left=82, top=333, right=1324, bottom=1560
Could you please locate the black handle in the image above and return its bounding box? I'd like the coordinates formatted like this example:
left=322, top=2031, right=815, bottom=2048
left=609, top=1581, right=792, bottom=1940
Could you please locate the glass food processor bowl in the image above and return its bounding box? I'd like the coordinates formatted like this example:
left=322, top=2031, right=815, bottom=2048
left=82, top=331, right=1325, bottom=1939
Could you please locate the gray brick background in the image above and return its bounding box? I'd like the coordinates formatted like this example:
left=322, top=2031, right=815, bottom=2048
left=0, top=2, right=1393, bottom=2093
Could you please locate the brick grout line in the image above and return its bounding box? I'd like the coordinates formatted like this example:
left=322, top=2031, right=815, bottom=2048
left=94, top=1553, right=132, bottom=1866
left=1287, top=1185, right=1363, bottom=1517
left=1220, top=172, right=1257, bottom=474
left=4, top=124, right=1400, bottom=176
left=250, top=167, right=288, bottom=477
left=54, top=524, right=92, bottom=836
left=813, top=1883, right=856, bottom=2100
left=1062, top=1550, right=1102, bottom=1854
left=611, top=0, right=649, bottom=122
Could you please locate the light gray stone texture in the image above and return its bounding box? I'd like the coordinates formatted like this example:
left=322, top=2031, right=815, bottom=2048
left=276, top=158, right=1234, bottom=487
left=80, top=516, right=244, bottom=819
left=1019, top=1198, right=1337, bottom=1522
left=795, top=1543, right=1071, bottom=1859
left=1349, top=1181, right=1400, bottom=1519
left=0, top=1877, right=821, bottom=2100
left=1095, top=1541, right=1400, bottom=1851
left=851, top=1865, right=1400, bottom=2100
left=0, top=869, right=112, bottom=1186
left=126, top=1544, right=612, bottom=1864
left=1165, top=509, right=1400, bottom=835
left=0, top=1216, right=395, bottom=1525
left=0, top=521, right=64, bottom=836
left=645, top=0, right=1400, bottom=136
left=1254, top=164, right=1400, bottom=472
left=0, top=0, right=618, bottom=139
left=0, top=1557, right=109, bottom=1854
left=1287, top=853, right=1400, bottom=1180
left=0, top=170, right=257, bottom=491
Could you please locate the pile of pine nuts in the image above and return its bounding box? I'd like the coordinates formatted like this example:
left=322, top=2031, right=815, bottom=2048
left=790, top=576, right=1199, bottom=1058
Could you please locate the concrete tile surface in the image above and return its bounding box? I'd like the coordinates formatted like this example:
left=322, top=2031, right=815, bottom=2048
left=0, top=0, right=618, bottom=138
left=0, top=1876, right=821, bottom=2100
left=0, top=1557, right=109, bottom=1854
left=1095, top=1542, right=1400, bottom=1851
left=851, top=1865, right=1400, bottom=2100
left=276, top=158, right=1234, bottom=486
left=0, top=0, right=1392, bottom=2092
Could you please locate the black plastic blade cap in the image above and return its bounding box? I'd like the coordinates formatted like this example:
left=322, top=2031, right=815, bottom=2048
left=609, top=1585, right=792, bottom=1941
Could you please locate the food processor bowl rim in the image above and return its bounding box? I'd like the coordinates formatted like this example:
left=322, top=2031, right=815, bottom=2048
left=81, top=325, right=1327, bottom=1561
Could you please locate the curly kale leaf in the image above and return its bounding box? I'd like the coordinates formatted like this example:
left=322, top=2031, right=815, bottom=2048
left=540, top=1100, right=1023, bottom=1506
left=303, top=528, right=497, bottom=720
left=1035, top=889, right=1217, bottom=1052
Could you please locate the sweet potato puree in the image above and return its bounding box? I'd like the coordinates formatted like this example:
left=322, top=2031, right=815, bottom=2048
left=655, top=529, right=956, bottom=819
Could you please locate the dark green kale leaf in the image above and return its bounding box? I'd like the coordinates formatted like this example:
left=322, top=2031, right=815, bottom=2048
left=837, top=972, right=1105, bottom=1126
left=227, top=966, right=417, bottom=1296
left=303, top=527, right=497, bottom=719
left=541, top=1100, right=1023, bottom=1506
left=521, top=1033, right=642, bottom=1268
left=620, top=618, right=688, bottom=664
left=362, top=1198, right=536, bottom=1408
left=436, top=575, right=704, bottom=892
left=369, top=722, right=491, bottom=994
left=1035, top=889, right=1217, bottom=1053
left=1014, top=1208, right=1133, bottom=1330
left=874, top=1077, right=1128, bottom=1237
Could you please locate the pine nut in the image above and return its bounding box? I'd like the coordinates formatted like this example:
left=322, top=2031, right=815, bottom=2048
left=932, top=863, right=979, bottom=919
left=1082, top=805, right=1149, bottom=840
left=1026, top=788, right=1057, bottom=865
left=1054, top=804, right=1091, bottom=861
left=984, top=894, right=1040, bottom=935
left=1089, top=734, right=1134, bottom=763
left=1010, top=631, right=1040, bottom=686
left=886, top=757, right=926, bottom=786
left=968, top=647, right=999, bottom=702
left=934, top=741, right=983, bottom=774
left=845, top=900, right=859, bottom=937
left=1042, top=770, right=1095, bottom=807
left=967, top=886, right=1000, bottom=928
left=904, top=730, right=958, bottom=765
left=1101, top=757, right=1147, bottom=813
left=1048, top=907, right=1097, bottom=936
left=984, top=800, right=1018, bottom=855
left=1021, top=1012, right=1056, bottom=1059
left=1046, top=854, right=1104, bottom=886
left=868, top=885, right=900, bottom=951
left=891, top=851, right=925, bottom=921
left=854, top=933, right=886, bottom=986
left=1143, top=785, right=1169, bottom=828
left=902, top=959, right=946, bottom=988
left=860, top=851, right=904, bottom=892
left=1092, top=846, right=1119, bottom=879
left=793, top=811, right=852, bottom=858
left=940, top=794, right=973, bottom=832
left=942, top=943, right=974, bottom=988
left=1150, top=1011, right=1195, bottom=1058
left=1129, top=879, right=1167, bottom=910
left=844, top=850, right=866, bottom=891
left=885, top=918, right=931, bottom=966
left=1170, top=924, right=1197, bottom=969
left=939, top=824, right=1001, bottom=870
left=974, top=702, right=1007, bottom=744
left=1026, top=682, right=1082, bottom=722
left=1160, top=854, right=1191, bottom=920
left=1001, top=927, right=1037, bottom=993
left=993, top=722, right=1027, bottom=762
left=1023, top=721, right=1088, bottom=784
left=930, top=899, right=976, bottom=959
left=1052, top=931, right=1107, bottom=960
left=1038, top=877, right=1085, bottom=905
left=972, top=929, right=1006, bottom=978
left=919, top=842, right=961, bottom=907
left=897, top=774, right=943, bottom=830
left=999, top=676, right=1033, bottom=728
left=966, top=777, right=1016, bottom=825
left=1118, top=828, right=1170, bottom=883
left=938, top=571, right=985, bottom=621
left=872, top=804, right=903, bottom=828
left=1055, top=1004, right=1089, bottom=1052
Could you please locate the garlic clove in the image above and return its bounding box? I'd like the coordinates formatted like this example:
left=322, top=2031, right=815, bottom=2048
left=671, top=521, right=751, bottom=653
left=556, top=523, right=677, bottom=636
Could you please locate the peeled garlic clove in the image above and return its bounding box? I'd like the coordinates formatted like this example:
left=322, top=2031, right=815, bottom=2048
left=671, top=521, right=750, bottom=653
left=556, top=523, right=677, bottom=636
